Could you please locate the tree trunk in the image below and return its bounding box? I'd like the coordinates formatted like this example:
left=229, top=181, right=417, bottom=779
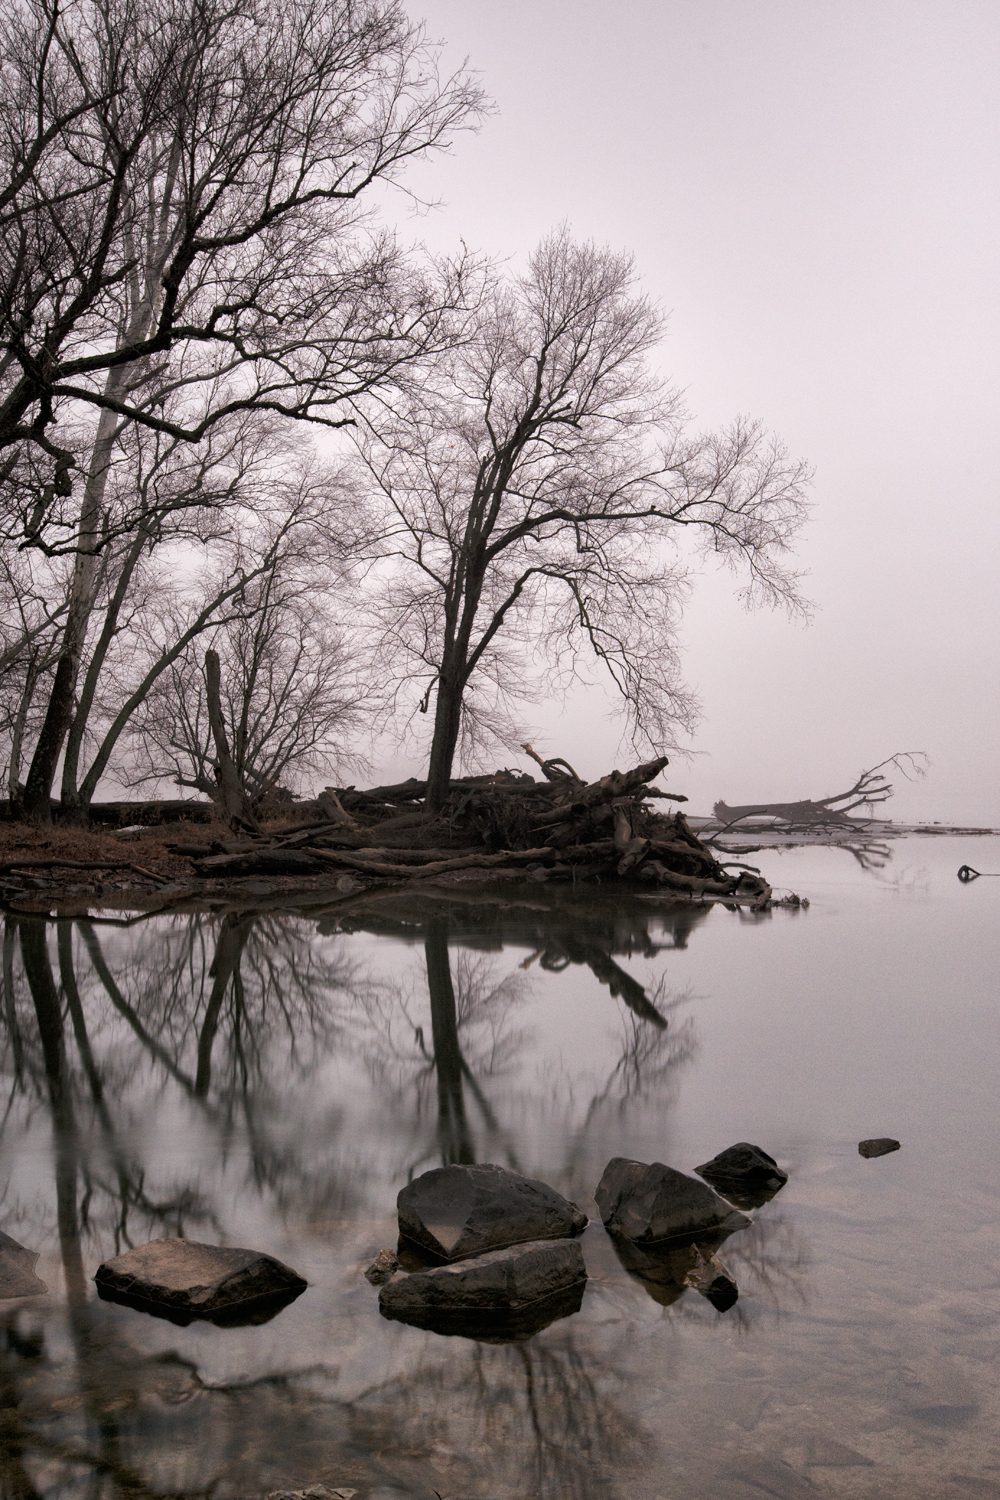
left=204, top=650, right=260, bottom=832
left=6, top=650, right=43, bottom=808
left=425, top=669, right=465, bottom=813
left=22, top=393, right=123, bottom=822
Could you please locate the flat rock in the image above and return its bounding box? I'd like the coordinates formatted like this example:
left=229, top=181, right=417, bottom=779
left=859, top=1137, right=900, bottom=1158
left=0, top=1231, right=47, bottom=1298
left=696, top=1142, right=788, bottom=1207
left=94, top=1238, right=306, bottom=1325
left=379, top=1238, right=586, bottom=1324
left=397, top=1162, right=587, bottom=1262
left=595, top=1157, right=750, bottom=1245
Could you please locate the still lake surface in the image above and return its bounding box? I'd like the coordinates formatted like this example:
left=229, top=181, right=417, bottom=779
left=0, top=834, right=997, bottom=1500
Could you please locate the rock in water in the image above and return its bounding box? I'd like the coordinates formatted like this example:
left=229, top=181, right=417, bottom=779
left=595, top=1157, right=750, bottom=1245
left=94, top=1238, right=307, bottom=1324
left=858, top=1137, right=900, bottom=1158
left=364, top=1248, right=399, bottom=1286
left=608, top=1232, right=740, bottom=1310
left=396, top=1163, right=588, bottom=1262
left=0, top=1231, right=47, bottom=1298
left=681, top=1246, right=739, bottom=1312
left=695, top=1142, right=788, bottom=1207
left=379, top=1238, right=586, bottom=1339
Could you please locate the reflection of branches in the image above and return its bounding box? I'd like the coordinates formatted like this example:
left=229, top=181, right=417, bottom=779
left=594, top=996, right=697, bottom=1107
left=349, top=1329, right=650, bottom=1500
left=662, top=1212, right=811, bottom=1333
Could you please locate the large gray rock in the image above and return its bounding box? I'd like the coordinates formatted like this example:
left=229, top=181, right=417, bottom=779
left=380, top=1238, right=585, bottom=1318
left=397, top=1163, right=587, bottom=1262
left=0, top=1231, right=47, bottom=1298
left=695, top=1142, right=788, bottom=1208
left=94, top=1238, right=306, bottom=1325
left=595, top=1157, right=750, bottom=1245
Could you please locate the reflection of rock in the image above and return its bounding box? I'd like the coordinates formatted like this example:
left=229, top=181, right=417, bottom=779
left=695, top=1142, right=788, bottom=1209
left=859, top=1137, right=900, bottom=1158
left=379, top=1238, right=586, bottom=1333
left=0, top=1230, right=47, bottom=1298
left=397, top=1163, right=587, bottom=1262
left=380, top=1279, right=587, bottom=1343
left=595, top=1157, right=749, bottom=1245
left=609, top=1232, right=740, bottom=1310
left=364, top=1249, right=399, bottom=1286
left=94, top=1238, right=307, bottom=1325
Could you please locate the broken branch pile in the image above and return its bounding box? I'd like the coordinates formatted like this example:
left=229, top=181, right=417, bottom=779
left=191, top=753, right=772, bottom=904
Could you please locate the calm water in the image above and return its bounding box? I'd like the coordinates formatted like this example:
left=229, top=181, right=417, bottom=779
left=0, top=834, right=998, bottom=1500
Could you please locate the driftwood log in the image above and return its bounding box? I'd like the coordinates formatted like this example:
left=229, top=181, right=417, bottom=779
left=712, top=752, right=928, bottom=832
left=190, top=753, right=772, bottom=905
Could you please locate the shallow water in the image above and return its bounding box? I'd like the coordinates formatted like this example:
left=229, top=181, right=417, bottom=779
left=0, top=834, right=998, bottom=1499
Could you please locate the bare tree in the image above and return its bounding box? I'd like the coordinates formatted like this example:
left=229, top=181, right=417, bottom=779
left=126, top=544, right=372, bottom=809
left=0, top=0, right=485, bottom=521
left=352, top=229, right=812, bottom=811
left=1, top=0, right=484, bottom=818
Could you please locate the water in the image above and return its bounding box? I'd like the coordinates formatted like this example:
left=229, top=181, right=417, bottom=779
left=0, top=834, right=997, bottom=1499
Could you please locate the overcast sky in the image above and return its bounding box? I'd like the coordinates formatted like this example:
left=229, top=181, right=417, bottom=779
left=376, top=0, right=999, bottom=824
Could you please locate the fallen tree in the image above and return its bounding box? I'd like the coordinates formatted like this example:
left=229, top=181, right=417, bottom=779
left=712, top=752, right=928, bottom=831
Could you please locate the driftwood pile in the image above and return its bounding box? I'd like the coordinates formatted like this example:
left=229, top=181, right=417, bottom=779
left=189, top=750, right=773, bottom=905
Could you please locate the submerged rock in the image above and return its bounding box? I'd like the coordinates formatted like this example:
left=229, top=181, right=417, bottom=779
left=682, top=1246, right=739, bottom=1311
left=0, top=1231, right=47, bottom=1299
left=595, top=1157, right=750, bottom=1246
left=94, top=1238, right=307, bottom=1325
left=695, top=1142, right=788, bottom=1208
left=397, top=1162, right=587, bottom=1262
left=858, top=1137, right=900, bottom=1158
left=379, top=1238, right=586, bottom=1334
left=363, top=1248, right=399, bottom=1286
left=609, top=1232, right=740, bottom=1310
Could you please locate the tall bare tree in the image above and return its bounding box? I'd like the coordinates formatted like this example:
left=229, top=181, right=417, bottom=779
left=1, top=0, right=484, bottom=818
left=353, top=229, right=813, bottom=810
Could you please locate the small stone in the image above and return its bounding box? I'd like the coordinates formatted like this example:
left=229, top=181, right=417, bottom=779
left=94, top=1237, right=306, bottom=1324
left=397, top=1162, right=587, bottom=1262
left=682, top=1246, right=739, bottom=1312
left=0, top=1231, right=47, bottom=1299
left=595, top=1157, right=750, bottom=1245
left=858, top=1137, right=900, bottom=1158
left=364, top=1248, right=399, bottom=1285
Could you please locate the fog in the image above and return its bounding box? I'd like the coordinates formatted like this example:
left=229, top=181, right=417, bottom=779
left=370, top=0, right=999, bottom=825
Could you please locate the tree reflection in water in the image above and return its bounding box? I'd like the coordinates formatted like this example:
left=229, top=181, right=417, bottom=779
left=0, top=894, right=808, bottom=1499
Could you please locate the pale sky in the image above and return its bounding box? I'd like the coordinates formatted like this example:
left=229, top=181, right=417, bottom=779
left=374, top=0, right=999, bottom=824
